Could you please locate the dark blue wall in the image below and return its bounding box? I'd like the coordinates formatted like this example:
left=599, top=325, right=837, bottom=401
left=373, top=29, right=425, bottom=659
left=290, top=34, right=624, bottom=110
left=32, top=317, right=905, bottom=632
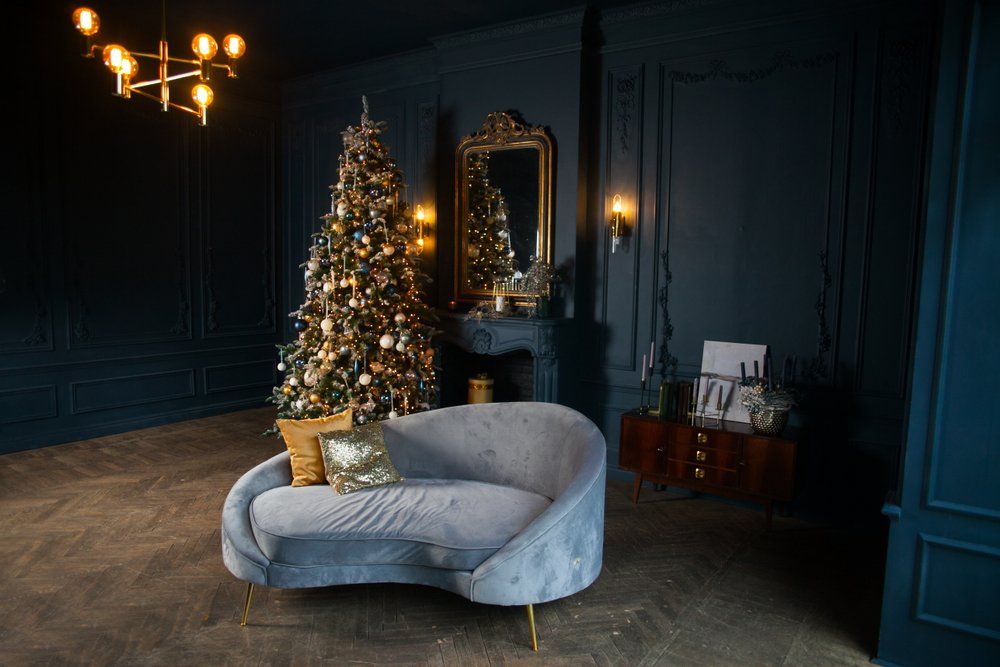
left=281, top=0, right=933, bottom=521
left=0, top=5, right=282, bottom=453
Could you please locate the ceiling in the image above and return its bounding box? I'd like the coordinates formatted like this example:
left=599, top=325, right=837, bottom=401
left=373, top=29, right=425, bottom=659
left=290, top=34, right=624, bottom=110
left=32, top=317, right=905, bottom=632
left=42, top=1, right=635, bottom=83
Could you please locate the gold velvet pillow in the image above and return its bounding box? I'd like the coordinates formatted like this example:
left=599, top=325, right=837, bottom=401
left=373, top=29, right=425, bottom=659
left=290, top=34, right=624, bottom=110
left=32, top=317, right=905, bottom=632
left=318, top=423, right=404, bottom=495
left=277, top=410, right=353, bottom=487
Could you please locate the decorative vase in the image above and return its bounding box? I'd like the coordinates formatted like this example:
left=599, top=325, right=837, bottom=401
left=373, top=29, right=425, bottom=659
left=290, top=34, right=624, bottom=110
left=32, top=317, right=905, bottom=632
left=749, top=408, right=789, bottom=436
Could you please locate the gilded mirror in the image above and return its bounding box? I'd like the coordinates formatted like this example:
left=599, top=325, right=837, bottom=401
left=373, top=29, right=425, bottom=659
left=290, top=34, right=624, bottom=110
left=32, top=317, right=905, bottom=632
left=455, top=112, right=553, bottom=304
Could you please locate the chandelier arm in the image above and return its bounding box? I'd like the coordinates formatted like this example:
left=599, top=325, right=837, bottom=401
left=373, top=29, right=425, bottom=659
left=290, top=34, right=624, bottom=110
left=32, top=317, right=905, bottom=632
left=129, top=69, right=200, bottom=90
left=129, top=86, right=201, bottom=117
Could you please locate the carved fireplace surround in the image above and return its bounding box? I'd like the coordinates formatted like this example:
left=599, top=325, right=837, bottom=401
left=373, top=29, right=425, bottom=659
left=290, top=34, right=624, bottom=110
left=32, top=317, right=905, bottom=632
left=436, top=313, right=570, bottom=403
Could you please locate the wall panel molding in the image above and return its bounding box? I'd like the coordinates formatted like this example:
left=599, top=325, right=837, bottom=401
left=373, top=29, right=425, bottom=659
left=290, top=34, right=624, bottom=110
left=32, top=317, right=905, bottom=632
left=69, top=369, right=196, bottom=415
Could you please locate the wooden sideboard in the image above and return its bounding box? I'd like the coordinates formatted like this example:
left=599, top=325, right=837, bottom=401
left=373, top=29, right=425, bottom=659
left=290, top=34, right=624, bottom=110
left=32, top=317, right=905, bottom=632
left=619, top=411, right=799, bottom=528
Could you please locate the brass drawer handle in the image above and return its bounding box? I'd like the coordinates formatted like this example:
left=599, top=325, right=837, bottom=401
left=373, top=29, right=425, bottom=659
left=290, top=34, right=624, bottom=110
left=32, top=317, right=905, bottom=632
left=695, top=450, right=707, bottom=462
left=697, top=433, right=708, bottom=444
left=694, top=467, right=705, bottom=479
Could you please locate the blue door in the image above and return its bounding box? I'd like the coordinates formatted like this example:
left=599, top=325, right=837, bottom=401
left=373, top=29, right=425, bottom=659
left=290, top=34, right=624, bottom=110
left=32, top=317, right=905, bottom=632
left=876, top=1, right=1000, bottom=664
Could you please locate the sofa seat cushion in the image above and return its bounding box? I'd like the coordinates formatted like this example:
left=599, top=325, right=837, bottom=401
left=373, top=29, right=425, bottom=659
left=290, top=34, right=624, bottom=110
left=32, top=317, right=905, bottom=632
left=249, top=478, right=551, bottom=571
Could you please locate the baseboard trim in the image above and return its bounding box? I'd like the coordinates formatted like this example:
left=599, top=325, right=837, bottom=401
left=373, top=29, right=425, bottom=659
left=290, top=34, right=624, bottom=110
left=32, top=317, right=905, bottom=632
left=1, top=397, right=271, bottom=455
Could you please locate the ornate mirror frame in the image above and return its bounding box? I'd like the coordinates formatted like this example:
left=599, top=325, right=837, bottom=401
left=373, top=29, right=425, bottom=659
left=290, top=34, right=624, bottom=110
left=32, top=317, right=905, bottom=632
left=454, top=111, right=554, bottom=305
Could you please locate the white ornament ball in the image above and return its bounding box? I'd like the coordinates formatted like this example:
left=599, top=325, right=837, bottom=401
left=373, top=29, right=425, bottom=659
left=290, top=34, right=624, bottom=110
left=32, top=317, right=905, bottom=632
left=388, top=410, right=399, bottom=419
left=320, top=318, right=334, bottom=333
left=394, top=313, right=406, bottom=324
left=382, top=244, right=395, bottom=256
left=317, top=349, right=327, bottom=359
left=323, top=282, right=332, bottom=293
left=277, top=362, right=287, bottom=371
left=340, top=277, right=349, bottom=288
left=395, top=341, right=406, bottom=352
left=361, top=234, right=371, bottom=245
left=288, top=377, right=299, bottom=387
left=349, top=297, right=359, bottom=308
left=307, top=260, right=320, bottom=271
left=337, top=203, right=348, bottom=216
left=359, top=373, right=372, bottom=386
left=379, top=333, right=395, bottom=349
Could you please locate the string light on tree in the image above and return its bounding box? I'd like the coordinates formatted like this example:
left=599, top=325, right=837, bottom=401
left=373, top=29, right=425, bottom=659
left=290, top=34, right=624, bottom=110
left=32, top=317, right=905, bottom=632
left=268, top=97, right=437, bottom=428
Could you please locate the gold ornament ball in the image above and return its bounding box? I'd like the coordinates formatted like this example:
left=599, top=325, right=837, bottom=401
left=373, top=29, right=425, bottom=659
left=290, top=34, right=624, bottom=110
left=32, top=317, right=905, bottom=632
left=282, top=385, right=293, bottom=395
left=304, top=314, right=314, bottom=322
left=309, top=393, right=321, bottom=404
left=332, top=222, right=345, bottom=234
left=357, top=247, right=370, bottom=259
left=322, top=340, right=332, bottom=351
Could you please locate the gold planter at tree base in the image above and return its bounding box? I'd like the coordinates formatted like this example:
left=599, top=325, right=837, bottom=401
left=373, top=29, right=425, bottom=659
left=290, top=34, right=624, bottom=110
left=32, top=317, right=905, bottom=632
left=749, top=409, right=789, bottom=436
left=468, top=374, right=494, bottom=404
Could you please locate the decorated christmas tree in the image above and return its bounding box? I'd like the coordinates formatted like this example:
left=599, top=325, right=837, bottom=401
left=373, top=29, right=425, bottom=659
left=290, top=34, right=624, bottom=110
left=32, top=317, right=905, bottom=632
left=269, top=97, right=437, bottom=427
left=465, top=152, right=516, bottom=288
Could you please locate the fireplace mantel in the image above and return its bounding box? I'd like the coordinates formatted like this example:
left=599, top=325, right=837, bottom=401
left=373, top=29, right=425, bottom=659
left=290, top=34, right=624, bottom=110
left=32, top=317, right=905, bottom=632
left=436, top=313, right=571, bottom=403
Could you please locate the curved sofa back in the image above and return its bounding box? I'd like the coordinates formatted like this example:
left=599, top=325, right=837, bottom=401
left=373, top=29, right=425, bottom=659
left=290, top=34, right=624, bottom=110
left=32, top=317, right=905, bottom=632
left=380, top=402, right=605, bottom=501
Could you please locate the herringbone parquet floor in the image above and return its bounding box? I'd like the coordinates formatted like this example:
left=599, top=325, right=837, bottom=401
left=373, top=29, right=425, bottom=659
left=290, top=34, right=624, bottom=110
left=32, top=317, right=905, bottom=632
left=0, top=408, right=882, bottom=666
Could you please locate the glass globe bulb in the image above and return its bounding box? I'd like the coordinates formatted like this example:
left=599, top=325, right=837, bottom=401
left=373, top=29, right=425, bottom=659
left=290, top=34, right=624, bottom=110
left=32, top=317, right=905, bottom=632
left=73, top=7, right=100, bottom=36
left=191, top=33, right=218, bottom=59
left=102, top=44, right=129, bottom=73
left=120, top=55, right=139, bottom=79
left=192, top=83, right=214, bottom=108
left=222, top=34, right=246, bottom=59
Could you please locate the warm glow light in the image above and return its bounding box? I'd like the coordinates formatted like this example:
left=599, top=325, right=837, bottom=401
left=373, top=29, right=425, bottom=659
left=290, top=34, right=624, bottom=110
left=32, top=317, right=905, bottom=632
left=223, top=34, right=246, bottom=58
left=102, top=44, right=128, bottom=73
left=415, top=205, right=425, bottom=222
left=192, top=83, right=214, bottom=107
left=121, top=55, right=139, bottom=79
left=192, top=33, right=218, bottom=59
left=73, top=7, right=100, bottom=36
left=612, top=193, right=623, bottom=214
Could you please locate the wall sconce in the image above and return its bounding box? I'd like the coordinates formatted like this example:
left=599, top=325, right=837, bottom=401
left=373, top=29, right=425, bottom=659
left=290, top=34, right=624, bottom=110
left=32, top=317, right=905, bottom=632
left=609, top=193, right=625, bottom=253
left=415, top=204, right=430, bottom=253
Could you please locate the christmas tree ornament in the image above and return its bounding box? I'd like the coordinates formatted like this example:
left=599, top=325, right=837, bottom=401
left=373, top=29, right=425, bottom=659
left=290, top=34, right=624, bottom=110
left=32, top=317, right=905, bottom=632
left=277, top=361, right=287, bottom=371
left=268, top=96, right=438, bottom=430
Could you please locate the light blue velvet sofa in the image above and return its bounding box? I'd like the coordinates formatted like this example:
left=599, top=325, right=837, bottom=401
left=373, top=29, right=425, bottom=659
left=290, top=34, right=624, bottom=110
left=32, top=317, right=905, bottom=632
left=221, top=402, right=606, bottom=650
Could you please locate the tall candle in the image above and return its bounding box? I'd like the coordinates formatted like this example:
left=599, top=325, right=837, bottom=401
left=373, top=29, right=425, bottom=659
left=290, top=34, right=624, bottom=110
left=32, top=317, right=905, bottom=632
left=716, top=384, right=723, bottom=411
left=649, top=341, right=655, bottom=370
left=740, top=362, right=747, bottom=382
left=641, top=354, right=647, bottom=382
left=754, top=360, right=760, bottom=379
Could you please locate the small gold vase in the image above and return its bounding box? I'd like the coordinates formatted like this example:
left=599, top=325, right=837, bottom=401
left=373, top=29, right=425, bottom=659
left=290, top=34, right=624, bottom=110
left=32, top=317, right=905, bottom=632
left=468, top=373, right=494, bottom=404
left=749, top=409, right=789, bottom=436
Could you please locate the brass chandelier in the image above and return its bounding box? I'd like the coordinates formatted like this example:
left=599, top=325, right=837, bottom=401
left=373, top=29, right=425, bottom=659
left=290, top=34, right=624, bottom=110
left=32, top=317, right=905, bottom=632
left=71, top=5, right=246, bottom=126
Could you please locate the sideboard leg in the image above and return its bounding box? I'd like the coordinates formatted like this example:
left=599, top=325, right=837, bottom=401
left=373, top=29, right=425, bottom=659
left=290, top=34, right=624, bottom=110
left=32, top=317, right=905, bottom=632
left=240, top=582, right=254, bottom=627
left=526, top=604, right=539, bottom=651
left=632, top=474, right=643, bottom=505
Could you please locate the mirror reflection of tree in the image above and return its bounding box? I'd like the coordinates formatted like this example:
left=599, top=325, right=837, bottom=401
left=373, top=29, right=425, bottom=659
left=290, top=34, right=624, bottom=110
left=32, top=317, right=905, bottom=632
left=465, top=152, right=516, bottom=289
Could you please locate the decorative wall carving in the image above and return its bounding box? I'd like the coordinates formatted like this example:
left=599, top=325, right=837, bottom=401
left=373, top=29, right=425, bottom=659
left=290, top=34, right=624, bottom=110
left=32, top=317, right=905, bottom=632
left=657, top=250, right=678, bottom=376
left=885, top=37, right=922, bottom=136
left=666, top=49, right=838, bottom=84
left=615, top=73, right=637, bottom=156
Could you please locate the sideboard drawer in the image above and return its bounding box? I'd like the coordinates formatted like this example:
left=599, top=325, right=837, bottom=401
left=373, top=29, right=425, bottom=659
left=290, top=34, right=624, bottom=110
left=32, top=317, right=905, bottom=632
left=670, top=425, right=741, bottom=453
left=670, top=442, right=741, bottom=469
left=666, top=460, right=739, bottom=488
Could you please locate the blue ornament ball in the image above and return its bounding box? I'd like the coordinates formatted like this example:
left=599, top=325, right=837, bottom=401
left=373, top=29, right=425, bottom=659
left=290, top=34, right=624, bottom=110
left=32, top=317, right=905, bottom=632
left=352, top=230, right=365, bottom=241
left=316, top=236, right=328, bottom=246
left=292, top=319, right=308, bottom=331
left=358, top=261, right=370, bottom=274
left=294, top=358, right=306, bottom=368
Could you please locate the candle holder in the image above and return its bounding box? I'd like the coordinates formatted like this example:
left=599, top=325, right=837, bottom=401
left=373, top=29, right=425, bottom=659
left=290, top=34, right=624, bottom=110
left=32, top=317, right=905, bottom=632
left=637, top=378, right=649, bottom=414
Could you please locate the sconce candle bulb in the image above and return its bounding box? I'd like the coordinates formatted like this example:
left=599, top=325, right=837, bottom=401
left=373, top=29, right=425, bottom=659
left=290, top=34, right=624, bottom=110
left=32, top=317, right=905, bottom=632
left=609, top=193, right=625, bottom=254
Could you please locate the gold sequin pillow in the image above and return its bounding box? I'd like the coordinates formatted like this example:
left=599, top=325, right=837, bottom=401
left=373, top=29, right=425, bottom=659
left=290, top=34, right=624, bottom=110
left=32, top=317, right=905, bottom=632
left=317, top=423, right=404, bottom=495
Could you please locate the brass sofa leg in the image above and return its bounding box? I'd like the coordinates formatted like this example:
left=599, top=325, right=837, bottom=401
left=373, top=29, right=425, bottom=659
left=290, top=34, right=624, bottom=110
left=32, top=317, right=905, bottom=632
left=526, top=604, right=538, bottom=651
left=240, top=582, right=254, bottom=627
